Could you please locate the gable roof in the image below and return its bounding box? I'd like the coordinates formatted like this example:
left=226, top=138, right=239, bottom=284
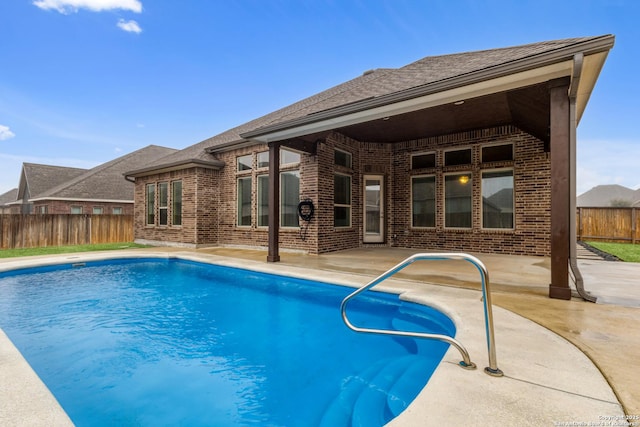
left=128, top=35, right=614, bottom=177
left=32, top=145, right=177, bottom=202
left=18, top=163, right=88, bottom=201
left=0, top=188, right=18, bottom=206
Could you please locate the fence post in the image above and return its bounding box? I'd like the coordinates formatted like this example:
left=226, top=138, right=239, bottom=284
left=633, top=207, right=637, bottom=245
left=577, top=207, right=582, bottom=241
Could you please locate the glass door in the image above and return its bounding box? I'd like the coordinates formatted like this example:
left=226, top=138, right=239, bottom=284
left=363, top=175, right=384, bottom=243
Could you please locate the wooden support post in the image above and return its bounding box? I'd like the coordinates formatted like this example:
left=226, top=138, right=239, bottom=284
left=549, top=79, right=572, bottom=300
left=267, top=142, right=281, bottom=262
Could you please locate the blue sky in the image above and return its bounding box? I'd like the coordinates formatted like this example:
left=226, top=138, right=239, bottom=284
left=1, top=0, right=638, bottom=195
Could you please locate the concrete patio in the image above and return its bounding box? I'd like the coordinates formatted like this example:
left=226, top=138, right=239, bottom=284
left=0, top=246, right=638, bottom=425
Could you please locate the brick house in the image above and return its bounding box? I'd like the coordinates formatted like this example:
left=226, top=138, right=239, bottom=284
left=126, top=35, right=614, bottom=299
left=11, top=145, right=176, bottom=215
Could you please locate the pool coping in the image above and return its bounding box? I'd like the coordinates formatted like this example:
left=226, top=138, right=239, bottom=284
left=0, top=251, right=626, bottom=426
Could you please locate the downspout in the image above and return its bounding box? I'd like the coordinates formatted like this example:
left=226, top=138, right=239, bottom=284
left=568, top=53, right=597, bottom=302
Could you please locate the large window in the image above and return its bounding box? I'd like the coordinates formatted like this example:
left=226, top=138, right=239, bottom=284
left=482, top=170, right=514, bottom=229
left=334, top=173, right=351, bottom=227
left=158, top=182, right=169, bottom=226
left=172, top=180, right=182, bottom=226
left=257, top=175, right=269, bottom=227
left=146, top=184, right=155, bottom=225
left=445, top=173, right=472, bottom=228
left=237, top=177, right=252, bottom=226
left=281, top=171, right=300, bottom=227
left=412, top=176, right=436, bottom=227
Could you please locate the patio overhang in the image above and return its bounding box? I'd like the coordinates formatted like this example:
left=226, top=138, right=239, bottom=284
left=240, top=36, right=612, bottom=146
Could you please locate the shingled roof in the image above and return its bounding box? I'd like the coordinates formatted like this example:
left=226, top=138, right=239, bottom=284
left=0, top=188, right=18, bottom=206
left=19, top=163, right=88, bottom=201
left=129, top=35, right=614, bottom=176
left=32, top=145, right=177, bottom=202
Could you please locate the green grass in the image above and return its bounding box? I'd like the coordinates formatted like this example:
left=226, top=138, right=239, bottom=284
left=0, top=242, right=151, bottom=259
left=586, top=241, right=640, bottom=263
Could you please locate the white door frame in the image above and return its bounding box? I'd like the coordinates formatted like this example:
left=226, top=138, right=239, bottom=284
left=363, top=174, right=384, bottom=243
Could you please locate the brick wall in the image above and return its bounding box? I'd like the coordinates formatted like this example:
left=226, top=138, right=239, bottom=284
left=33, top=200, right=133, bottom=215
left=134, top=167, right=217, bottom=246
left=389, top=126, right=550, bottom=256
left=132, top=125, right=551, bottom=256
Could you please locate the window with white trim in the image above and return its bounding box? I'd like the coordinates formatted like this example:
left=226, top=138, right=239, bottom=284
left=146, top=184, right=155, bottom=225
left=172, top=180, right=182, bottom=226
left=93, top=207, right=103, bottom=215
left=411, top=175, right=436, bottom=228
left=482, top=169, right=514, bottom=229
left=237, top=176, right=252, bottom=226
left=445, top=173, right=472, bottom=228
left=334, top=173, right=351, bottom=227
left=158, top=182, right=168, bottom=226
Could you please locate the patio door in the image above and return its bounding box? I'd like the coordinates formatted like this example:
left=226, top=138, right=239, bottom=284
left=363, top=175, right=384, bottom=243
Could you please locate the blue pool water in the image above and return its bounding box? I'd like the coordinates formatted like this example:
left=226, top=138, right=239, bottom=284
left=0, top=258, right=454, bottom=426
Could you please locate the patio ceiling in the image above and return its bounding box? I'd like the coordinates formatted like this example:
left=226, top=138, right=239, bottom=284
left=329, top=82, right=551, bottom=144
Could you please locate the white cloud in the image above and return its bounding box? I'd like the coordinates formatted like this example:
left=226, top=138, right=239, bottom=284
left=0, top=125, right=16, bottom=141
left=117, top=19, right=142, bottom=33
left=32, top=0, right=142, bottom=14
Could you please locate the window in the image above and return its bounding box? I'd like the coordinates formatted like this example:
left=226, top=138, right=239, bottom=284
left=445, top=173, right=472, bottom=228
left=93, top=207, right=103, bottom=215
left=334, top=174, right=351, bottom=227
left=411, top=152, right=436, bottom=169
left=482, top=143, right=513, bottom=163
left=237, top=176, right=252, bottom=226
left=158, top=182, right=168, bottom=226
left=237, top=154, right=252, bottom=171
left=257, top=175, right=269, bottom=227
left=444, top=148, right=472, bottom=166
left=71, top=206, right=83, bottom=215
left=411, top=176, right=436, bottom=227
left=334, top=149, right=352, bottom=168
left=482, top=170, right=514, bottom=229
left=172, top=180, right=182, bottom=226
left=146, top=184, right=155, bottom=225
left=37, top=205, right=48, bottom=214
left=257, top=152, right=269, bottom=169
left=280, top=149, right=300, bottom=165
left=112, top=207, right=123, bottom=215
left=281, top=171, right=300, bottom=227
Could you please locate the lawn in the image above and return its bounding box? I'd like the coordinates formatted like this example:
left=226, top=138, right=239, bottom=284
left=0, top=242, right=150, bottom=259
left=586, top=241, right=640, bottom=263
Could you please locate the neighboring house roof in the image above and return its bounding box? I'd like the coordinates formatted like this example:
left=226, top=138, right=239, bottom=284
left=128, top=35, right=614, bottom=177
left=577, top=184, right=637, bottom=207
left=17, top=163, right=89, bottom=202
left=31, top=145, right=177, bottom=202
left=0, top=188, right=18, bottom=206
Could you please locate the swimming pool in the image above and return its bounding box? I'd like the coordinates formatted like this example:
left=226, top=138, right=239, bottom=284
left=0, top=258, right=454, bottom=426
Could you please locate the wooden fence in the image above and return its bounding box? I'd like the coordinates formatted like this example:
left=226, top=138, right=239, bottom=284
left=0, top=214, right=134, bottom=250
left=577, top=207, right=638, bottom=244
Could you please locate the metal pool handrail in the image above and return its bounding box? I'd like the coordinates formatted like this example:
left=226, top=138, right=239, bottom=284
left=340, top=252, right=503, bottom=377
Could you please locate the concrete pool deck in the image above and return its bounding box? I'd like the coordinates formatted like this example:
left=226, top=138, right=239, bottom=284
left=0, top=247, right=638, bottom=426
